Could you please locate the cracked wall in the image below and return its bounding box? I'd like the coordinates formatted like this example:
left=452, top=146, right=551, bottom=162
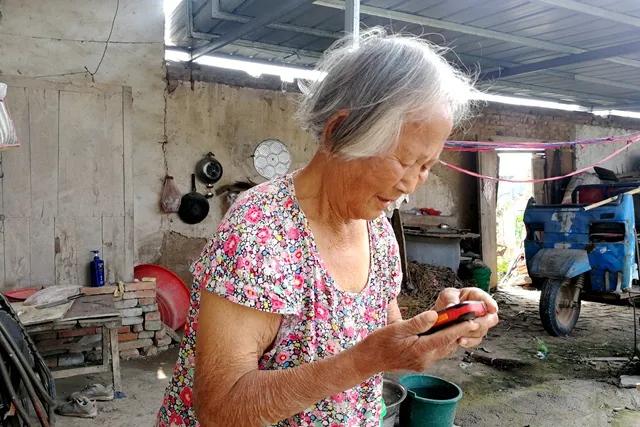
left=3, top=1, right=640, bottom=287
left=0, top=0, right=167, bottom=269
left=156, top=80, right=318, bottom=280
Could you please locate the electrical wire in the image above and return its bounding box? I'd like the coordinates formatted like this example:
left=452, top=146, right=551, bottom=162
left=32, top=0, right=120, bottom=82
left=86, top=0, right=120, bottom=80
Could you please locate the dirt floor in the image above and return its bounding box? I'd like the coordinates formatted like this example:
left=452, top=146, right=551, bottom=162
left=52, top=285, right=640, bottom=426
left=391, top=284, right=640, bottom=427
left=54, top=349, right=176, bottom=426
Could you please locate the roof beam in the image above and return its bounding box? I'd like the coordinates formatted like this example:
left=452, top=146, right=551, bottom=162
left=345, top=0, right=360, bottom=40
left=210, top=1, right=340, bottom=39
left=192, top=0, right=313, bottom=60
left=456, top=52, right=640, bottom=94
left=534, top=0, right=640, bottom=28
left=191, top=30, right=323, bottom=62
left=475, top=80, right=629, bottom=106
left=481, top=41, right=640, bottom=80
left=313, top=0, right=640, bottom=69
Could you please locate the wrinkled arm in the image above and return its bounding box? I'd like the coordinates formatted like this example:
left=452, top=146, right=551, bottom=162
left=194, top=291, right=378, bottom=427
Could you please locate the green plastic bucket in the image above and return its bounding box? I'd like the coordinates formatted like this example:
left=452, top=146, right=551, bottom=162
left=472, top=266, right=492, bottom=292
left=399, top=375, right=463, bottom=427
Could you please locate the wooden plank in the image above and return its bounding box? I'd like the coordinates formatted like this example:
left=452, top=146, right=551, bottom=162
left=51, top=365, right=109, bottom=379
left=544, top=148, right=574, bottom=204
left=109, top=326, right=122, bottom=392
left=11, top=300, right=73, bottom=326
left=78, top=318, right=120, bottom=328
left=478, top=151, right=499, bottom=288
left=102, top=322, right=110, bottom=368
left=24, top=323, right=56, bottom=333
left=122, top=87, right=134, bottom=282
left=4, top=217, right=30, bottom=288
left=29, top=216, right=55, bottom=286
left=101, top=215, right=126, bottom=283
left=531, top=154, right=546, bottom=204
left=58, top=91, right=104, bottom=218
left=99, top=92, right=124, bottom=216
left=54, top=216, right=78, bottom=286
left=62, top=294, right=118, bottom=321
left=2, top=86, right=31, bottom=218
left=28, top=88, right=59, bottom=218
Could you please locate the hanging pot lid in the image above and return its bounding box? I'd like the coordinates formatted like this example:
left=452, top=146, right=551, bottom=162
left=253, top=139, right=291, bottom=180
left=195, top=152, right=223, bottom=184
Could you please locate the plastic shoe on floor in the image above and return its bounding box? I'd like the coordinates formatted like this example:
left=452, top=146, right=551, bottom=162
left=70, top=383, right=114, bottom=401
left=55, top=395, right=98, bottom=418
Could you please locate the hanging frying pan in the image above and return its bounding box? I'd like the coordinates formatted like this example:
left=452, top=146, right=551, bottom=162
left=195, top=152, right=223, bottom=184
left=178, top=174, right=210, bottom=224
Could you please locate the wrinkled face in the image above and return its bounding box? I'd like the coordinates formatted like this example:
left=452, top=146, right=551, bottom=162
left=338, top=107, right=453, bottom=220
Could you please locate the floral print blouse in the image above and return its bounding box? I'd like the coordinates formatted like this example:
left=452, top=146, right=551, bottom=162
left=157, top=173, right=402, bottom=427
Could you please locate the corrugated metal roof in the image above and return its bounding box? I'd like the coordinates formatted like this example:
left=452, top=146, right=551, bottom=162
left=169, top=0, right=640, bottom=110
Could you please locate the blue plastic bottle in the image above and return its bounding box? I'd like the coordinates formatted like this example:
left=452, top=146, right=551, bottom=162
left=90, top=250, right=105, bottom=287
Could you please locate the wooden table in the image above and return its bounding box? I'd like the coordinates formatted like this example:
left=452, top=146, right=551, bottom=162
left=13, top=295, right=123, bottom=393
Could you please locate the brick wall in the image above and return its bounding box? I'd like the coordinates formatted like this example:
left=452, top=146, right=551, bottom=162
left=454, top=103, right=640, bottom=142
left=32, top=278, right=176, bottom=368
left=436, top=103, right=640, bottom=233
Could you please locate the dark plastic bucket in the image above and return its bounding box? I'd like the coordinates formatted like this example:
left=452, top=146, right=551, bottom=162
left=399, top=375, right=463, bottom=427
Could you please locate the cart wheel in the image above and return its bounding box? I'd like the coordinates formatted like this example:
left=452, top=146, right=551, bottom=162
left=539, top=277, right=582, bottom=336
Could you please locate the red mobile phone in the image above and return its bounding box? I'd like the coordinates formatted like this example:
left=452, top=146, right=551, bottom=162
left=418, top=301, right=488, bottom=336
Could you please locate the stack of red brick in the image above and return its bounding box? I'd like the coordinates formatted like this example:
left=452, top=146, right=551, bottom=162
left=34, top=278, right=176, bottom=368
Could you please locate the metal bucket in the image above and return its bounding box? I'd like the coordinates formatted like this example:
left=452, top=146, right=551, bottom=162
left=382, top=379, right=407, bottom=427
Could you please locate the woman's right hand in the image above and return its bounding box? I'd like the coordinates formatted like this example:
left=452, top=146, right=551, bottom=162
left=355, top=310, right=481, bottom=373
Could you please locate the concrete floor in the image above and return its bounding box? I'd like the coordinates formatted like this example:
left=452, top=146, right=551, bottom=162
left=54, top=348, right=175, bottom=426
left=52, top=285, right=640, bottom=426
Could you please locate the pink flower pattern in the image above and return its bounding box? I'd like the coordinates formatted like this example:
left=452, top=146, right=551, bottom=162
left=157, top=174, right=402, bottom=426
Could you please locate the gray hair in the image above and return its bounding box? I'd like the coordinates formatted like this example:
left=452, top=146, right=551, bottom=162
left=297, top=28, right=477, bottom=159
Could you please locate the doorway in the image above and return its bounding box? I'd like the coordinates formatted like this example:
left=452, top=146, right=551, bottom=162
left=496, top=152, right=534, bottom=281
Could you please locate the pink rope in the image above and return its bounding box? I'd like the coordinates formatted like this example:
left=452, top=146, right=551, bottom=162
left=444, top=131, right=640, bottom=151
left=439, top=140, right=638, bottom=183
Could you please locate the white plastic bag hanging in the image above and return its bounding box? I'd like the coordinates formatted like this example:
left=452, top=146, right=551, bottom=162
left=0, top=83, right=17, bottom=147
left=160, top=176, right=182, bottom=213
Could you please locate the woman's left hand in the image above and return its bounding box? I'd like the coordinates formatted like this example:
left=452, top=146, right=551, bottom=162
left=431, top=287, right=499, bottom=349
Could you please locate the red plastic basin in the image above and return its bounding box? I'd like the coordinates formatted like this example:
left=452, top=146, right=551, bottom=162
left=134, top=264, right=190, bottom=331
left=3, top=287, right=40, bottom=302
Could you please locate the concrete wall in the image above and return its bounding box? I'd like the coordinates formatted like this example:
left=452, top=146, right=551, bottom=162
left=161, top=80, right=484, bottom=281
left=0, top=0, right=167, bottom=267
left=158, top=81, right=317, bottom=283
left=574, top=124, right=640, bottom=174
left=402, top=151, right=478, bottom=230
left=458, top=104, right=640, bottom=142
left=2, top=0, right=640, bottom=284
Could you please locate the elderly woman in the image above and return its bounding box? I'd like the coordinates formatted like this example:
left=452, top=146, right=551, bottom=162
left=158, top=29, right=499, bottom=427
